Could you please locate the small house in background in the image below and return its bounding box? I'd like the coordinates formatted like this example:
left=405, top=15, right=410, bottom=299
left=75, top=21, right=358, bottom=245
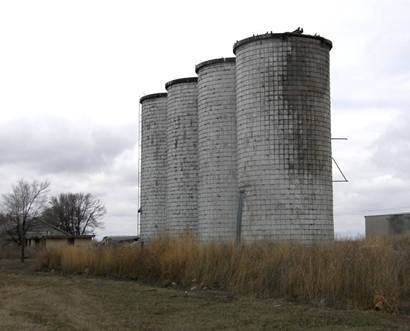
left=101, top=236, right=139, bottom=245
left=26, top=219, right=95, bottom=249
left=365, top=213, right=410, bottom=237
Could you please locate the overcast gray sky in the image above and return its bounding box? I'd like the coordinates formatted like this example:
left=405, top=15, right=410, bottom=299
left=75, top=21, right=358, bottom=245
left=1, top=0, right=409, bottom=238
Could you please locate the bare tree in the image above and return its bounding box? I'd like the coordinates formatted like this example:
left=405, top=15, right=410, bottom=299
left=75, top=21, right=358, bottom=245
left=42, top=193, right=105, bottom=236
left=0, top=179, right=50, bottom=262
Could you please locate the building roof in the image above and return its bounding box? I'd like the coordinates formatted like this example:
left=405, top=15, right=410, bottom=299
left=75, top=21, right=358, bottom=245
left=30, top=234, right=95, bottom=240
left=101, top=236, right=139, bottom=243
left=195, top=57, right=236, bottom=74
left=0, top=217, right=94, bottom=243
left=25, top=219, right=95, bottom=240
left=165, top=77, right=198, bottom=90
left=25, top=218, right=72, bottom=239
left=233, top=31, right=333, bottom=54
left=365, top=212, right=410, bottom=219
left=139, top=92, right=167, bottom=104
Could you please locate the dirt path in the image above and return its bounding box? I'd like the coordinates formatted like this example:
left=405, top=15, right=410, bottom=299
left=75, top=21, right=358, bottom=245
left=0, top=259, right=409, bottom=330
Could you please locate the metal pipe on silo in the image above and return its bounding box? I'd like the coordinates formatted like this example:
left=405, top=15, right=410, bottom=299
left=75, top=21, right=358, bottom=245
left=195, top=58, right=238, bottom=241
left=139, top=93, right=168, bottom=241
left=165, top=78, right=199, bottom=236
left=233, top=32, right=334, bottom=241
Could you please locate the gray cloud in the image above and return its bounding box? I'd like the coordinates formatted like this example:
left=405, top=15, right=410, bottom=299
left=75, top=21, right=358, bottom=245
left=332, top=107, right=410, bottom=236
left=0, top=116, right=137, bottom=175
left=370, top=113, right=410, bottom=178
left=1, top=0, right=410, bottom=238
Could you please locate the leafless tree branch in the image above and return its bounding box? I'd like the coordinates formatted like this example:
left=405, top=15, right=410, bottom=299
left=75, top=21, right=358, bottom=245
left=42, top=193, right=105, bottom=236
left=0, top=179, right=50, bottom=262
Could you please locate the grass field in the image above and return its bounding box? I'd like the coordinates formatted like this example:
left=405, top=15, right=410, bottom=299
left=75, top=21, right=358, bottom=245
left=1, top=259, right=410, bottom=330
left=39, top=235, right=410, bottom=311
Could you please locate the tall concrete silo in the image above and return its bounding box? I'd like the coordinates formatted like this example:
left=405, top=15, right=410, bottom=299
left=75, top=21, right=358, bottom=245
left=139, top=93, right=168, bottom=240
left=165, top=78, right=199, bottom=236
left=195, top=58, right=238, bottom=241
left=233, top=32, right=334, bottom=241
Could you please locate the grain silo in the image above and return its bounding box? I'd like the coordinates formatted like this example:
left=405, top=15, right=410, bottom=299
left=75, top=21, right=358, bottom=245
left=233, top=32, right=334, bottom=241
left=139, top=93, right=168, bottom=240
left=195, top=58, right=238, bottom=241
left=165, top=78, right=199, bottom=236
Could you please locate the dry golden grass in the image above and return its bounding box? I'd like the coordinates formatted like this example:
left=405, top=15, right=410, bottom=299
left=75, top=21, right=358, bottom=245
left=37, top=234, right=410, bottom=311
left=3, top=259, right=410, bottom=330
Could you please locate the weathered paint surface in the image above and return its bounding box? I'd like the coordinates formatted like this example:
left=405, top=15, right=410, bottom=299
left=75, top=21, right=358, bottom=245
left=139, top=32, right=334, bottom=242
left=165, top=79, right=198, bottom=236
left=234, top=34, right=334, bottom=241
left=196, top=58, right=238, bottom=241
left=140, top=94, right=167, bottom=240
